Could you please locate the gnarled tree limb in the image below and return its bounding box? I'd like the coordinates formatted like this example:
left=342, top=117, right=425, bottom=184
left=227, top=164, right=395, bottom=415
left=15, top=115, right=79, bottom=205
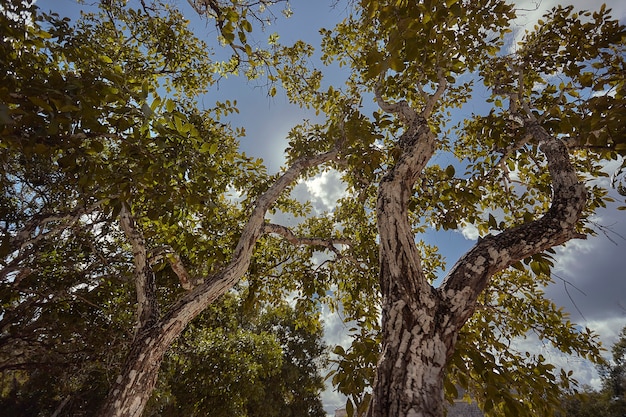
left=263, top=222, right=351, bottom=255
left=96, top=146, right=341, bottom=417
left=440, top=119, right=587, bottom=326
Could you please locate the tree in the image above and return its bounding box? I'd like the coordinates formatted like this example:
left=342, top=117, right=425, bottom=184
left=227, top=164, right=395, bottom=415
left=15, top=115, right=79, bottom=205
left=144, top=292, right=327, bottom=417
left=0, top=284, right=327, bottom=417
left=602, top=326, right=626, bottom=412
left=2, top=1, right=625, bottom=417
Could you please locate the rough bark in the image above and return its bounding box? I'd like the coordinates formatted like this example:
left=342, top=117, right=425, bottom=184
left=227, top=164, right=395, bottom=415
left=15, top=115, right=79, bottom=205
left=369, top=111, right=457, bottom=417
left=96, top=148, right=340, bottom=417
left=367, top=98, right=587, bottom=416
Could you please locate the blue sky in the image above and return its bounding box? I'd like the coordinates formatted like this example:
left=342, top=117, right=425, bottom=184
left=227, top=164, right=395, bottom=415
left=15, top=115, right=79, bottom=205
left=36, top=0, right=626, bottom=414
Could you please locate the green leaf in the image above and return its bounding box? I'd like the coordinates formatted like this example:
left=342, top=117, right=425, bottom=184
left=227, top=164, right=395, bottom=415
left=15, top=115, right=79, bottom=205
left=165, top=99, right=176, bottom=113
left=389, top=56, right=405, bottom=72
left=28, top=96, right=53, bottom=112
left=150, top=97, right=161, bottom=111
left=142, top=103, right=153, bottom=118
left=346, top=398, right=355, bottom=417
left=200, top=142, right=218, bottom=155
left=530, top=261, right=542, bottom=276
left=511, top=261, right=525, bottom=271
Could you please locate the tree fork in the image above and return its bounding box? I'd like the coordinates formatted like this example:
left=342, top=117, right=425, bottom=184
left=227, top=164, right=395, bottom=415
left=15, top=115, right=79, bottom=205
left=368, top=82, right=588, bottom=417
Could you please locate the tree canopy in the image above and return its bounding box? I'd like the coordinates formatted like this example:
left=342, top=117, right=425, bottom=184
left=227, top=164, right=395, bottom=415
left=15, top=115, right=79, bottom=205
left=1, top=0, right=625, bottom=417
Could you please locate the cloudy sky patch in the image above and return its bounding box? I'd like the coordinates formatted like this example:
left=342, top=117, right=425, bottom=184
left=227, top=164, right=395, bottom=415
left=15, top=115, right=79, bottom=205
left=304, top=170, right=348, bottom=213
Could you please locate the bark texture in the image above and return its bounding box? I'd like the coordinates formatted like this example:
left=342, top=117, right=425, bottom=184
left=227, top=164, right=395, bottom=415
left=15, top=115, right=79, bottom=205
left=366, top=96, right=587, bottom=417
left=369, top=109, right=458, bottom=417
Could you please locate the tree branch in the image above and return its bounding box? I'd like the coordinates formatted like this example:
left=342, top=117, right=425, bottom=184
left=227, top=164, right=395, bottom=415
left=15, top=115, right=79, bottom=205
left=440, top=120, right=587, bottom=326
left=160, top=146, right=341, bottom=335
left=10, top=200, right=105, bottom=253
left=149, top=246, right=193, bottom=290
left=119, top=203, right=159, bottom=332
left=263, top=222, right=351, bottom=255
left=423, top=70, right=448, bottom=118
left=98, top=146, right=342, bottom=417
left=377, top=118, right=436, bottom=299
left=2, top=201, right=106, bottom=283
left=374, top=77, right=418, bottom=125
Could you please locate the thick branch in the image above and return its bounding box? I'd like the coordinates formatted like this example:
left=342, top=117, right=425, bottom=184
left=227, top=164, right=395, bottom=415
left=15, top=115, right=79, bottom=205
left=97, top=147, right=341, bottom=417
left=377, top=117, right=437, bottom=298
left=263, top=222, right=351, bottom=254
left=119, top=204, right=159, bottom=331
left=154, top=146, right=340, bottom=346
left=440, top=121, right=587, bottom=326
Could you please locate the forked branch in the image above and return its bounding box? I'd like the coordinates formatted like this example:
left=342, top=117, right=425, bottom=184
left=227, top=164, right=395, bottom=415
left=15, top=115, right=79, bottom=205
left=440, top=119, right=587, bottom=326
left=150, top=246, right=193, bottom=290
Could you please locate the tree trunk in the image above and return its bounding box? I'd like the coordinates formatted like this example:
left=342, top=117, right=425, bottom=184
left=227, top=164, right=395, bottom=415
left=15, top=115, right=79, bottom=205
left=94, top=266, right=246, bottom=417
left=95, top=328, right=167, bottom=417
left=367, top=83, right=588, bottom=416
left=368, top=113, right=458, bottom=417
left=366, top=285, right=459, bottom=417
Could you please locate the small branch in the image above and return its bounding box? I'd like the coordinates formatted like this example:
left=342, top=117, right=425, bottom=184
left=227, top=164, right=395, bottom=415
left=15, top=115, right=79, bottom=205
left=149, top=246, right=193, bottom=290
left=51, top=396, right=71, bottom=417
left=588, top=219, right=626, bottom=245
left=423, top=70, right=448, bottom=118
left=488, top=131, right=532, bottom=177
left=119, top=203, right=158, bottom=332
left=167, top=253, right=193, bottom=290
left=12, top=200, right=106, bottom=251
left=2, top=201, right=107, bottom=283
left=263, top=223, right=351, bottom=255
left=552, top=271, right=588, bottom=321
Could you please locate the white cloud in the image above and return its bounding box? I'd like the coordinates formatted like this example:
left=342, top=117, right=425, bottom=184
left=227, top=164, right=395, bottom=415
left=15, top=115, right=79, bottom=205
left=460, top=223, right=480, bottom=241
left=543, top=197, right=626, bottom=390
left=304, top=170, right=347, bottom=212
left=539, top=315, right=626, bottom=390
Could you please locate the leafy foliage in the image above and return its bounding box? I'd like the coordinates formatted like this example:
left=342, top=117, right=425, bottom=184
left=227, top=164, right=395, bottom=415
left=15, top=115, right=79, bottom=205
left=1, top=0, right=625, bottom=416
left=146, top=293, right=327, bottom=417
left=1, top=1, right=325, bottom=415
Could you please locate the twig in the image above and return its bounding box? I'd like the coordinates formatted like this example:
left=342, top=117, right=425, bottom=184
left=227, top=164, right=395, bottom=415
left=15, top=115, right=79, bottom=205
left=263, top=223, right=351, bottom=255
